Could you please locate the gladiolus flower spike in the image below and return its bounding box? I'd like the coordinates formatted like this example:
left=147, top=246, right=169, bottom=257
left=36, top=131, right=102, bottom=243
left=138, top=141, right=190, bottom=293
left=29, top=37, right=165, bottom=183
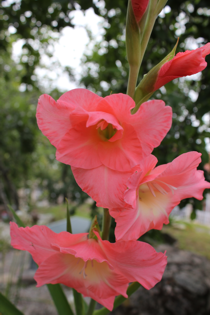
left=10, top=222, right=167, bottom=311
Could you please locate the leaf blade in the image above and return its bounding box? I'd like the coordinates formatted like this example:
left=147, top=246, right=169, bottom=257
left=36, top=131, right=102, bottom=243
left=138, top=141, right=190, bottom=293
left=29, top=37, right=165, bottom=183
left=0, top=292, right=24, bottom=315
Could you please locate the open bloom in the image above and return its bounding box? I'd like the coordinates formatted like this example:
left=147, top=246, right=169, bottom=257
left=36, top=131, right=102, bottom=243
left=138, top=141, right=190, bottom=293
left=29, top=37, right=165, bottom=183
left=154, top=43, right=210, bottom=91
left=37, top=88, right=172, bottom=208
left=10, top=222, right=167, bottom=311
left=110, top=152, right=210, bottom=241
left=131, top=0, right=149, bottom=23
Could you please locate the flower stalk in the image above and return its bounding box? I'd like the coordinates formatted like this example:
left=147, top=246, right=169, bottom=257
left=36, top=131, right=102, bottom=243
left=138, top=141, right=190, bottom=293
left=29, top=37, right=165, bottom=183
left=102, top=208, right=111, bottom=240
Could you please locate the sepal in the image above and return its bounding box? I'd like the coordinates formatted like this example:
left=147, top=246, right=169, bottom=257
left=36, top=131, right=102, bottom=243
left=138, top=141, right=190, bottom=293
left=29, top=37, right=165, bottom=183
left=134, top=38, right=178, bottom=108
left=126, top=0, right=141, bottom=68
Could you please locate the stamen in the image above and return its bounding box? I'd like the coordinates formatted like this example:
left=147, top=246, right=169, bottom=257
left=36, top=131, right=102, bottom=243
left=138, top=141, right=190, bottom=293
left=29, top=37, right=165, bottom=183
left=152, top=182, right=168, bottom=195
left=155, top=180, right=177, bottom=195
left=147, top=183, right=156, bottom=197
left=97, top=120, right=108, bottom=130
left=79, top=261, right=88, bottom=279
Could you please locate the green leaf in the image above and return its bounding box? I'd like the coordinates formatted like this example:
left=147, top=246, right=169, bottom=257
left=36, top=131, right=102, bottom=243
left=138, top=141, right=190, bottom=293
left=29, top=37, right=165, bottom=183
left=0, top=292, right=24, bottom=315
left=8, top=205, right=25, bottom=228
left=190, top=209, right=196, bottom=220
left=73, top=289, right=85, bottom=315
left=9, top=206, right=74, bottom=315
left=66, top=199, right=85, bottom=315
left=47, top=284, right=74, bottom=315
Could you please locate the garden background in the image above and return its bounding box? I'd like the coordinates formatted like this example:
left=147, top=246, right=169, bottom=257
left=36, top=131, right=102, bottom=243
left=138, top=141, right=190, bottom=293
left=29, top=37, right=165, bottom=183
left=0, top=0, right=210, bottom=314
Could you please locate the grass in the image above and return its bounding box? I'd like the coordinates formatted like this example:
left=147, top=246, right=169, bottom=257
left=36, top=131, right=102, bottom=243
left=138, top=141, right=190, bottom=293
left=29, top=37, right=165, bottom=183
left=162, top=220, right=210, bottom=260
left=34, top=202, right=93, bottom=221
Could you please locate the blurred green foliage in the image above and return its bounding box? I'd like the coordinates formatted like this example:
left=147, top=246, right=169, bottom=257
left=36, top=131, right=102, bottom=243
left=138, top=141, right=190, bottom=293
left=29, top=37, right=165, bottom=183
left=0, top=0, right=209, bottom=215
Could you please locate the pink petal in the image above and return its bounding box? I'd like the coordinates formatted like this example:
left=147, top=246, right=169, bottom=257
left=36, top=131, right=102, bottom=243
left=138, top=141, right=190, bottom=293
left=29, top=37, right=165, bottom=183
left=112, top=185, right=171, bottom=240
left=123, top=155, right=160, bottom=208
left=130, top=100, right=172, bottom=156
left=201, top=42, right=210, bottom=57
left=131, top=0, right=149, bottom=23
left=35, top=253, right=128, bottom=311
left=70, top=105, right=123, bottom=131
left=114, top=151, right=210, bottom=240
left=72, top=165, right=133, bottom=209
left=56, top=121, right=102, bottom=169
left=103, top=93, right=135, bottom=124
left=154, top=151, right=202, bottom=187
left=154, top=43, right=210, bottom=90
left=10, top=222, right=88, bottom=265
left=171, top=170, right=210, bottom=202
left=98, top=123, right=142, bottom=171
left=36, top=94, right=74, bottom=148
left=59, top=238, right=111, bottom=265
left=58, top=88, right=102, bottom=111
left=97, top=232, right=167, bottom=290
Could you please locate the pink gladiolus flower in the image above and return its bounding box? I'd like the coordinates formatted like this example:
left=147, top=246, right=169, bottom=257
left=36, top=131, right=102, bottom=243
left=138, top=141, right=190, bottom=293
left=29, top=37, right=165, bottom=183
left=110, top=152, right=210, bottom=241
left=10, top=222, right=167, bottom=310
left=154, top=43, right=210, bottom=91
left=37, top=89, right=172, bottom=208
left=131, top=0, right=149, bottom=23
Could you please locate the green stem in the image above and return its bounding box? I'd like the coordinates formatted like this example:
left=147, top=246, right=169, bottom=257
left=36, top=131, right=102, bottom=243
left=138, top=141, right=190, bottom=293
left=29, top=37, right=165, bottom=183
left=139, top=0, right=158, bottom=66
left=74, top=289, right=85, bottom=315
left=93, top=282, right=141, bottom=315
left=126, top=64, right=140, bottom=99
left=127, top=0, right=159, bottom=102
left=47, top=284, right=74, bottom=315
left=101, top=208, right=111, bottom=240
left=86, top=299, right=97, bottom=315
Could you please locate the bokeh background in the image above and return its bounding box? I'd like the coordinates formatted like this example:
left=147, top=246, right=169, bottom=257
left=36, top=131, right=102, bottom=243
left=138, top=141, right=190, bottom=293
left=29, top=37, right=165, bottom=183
left=0, top=1, right=210, bottom=313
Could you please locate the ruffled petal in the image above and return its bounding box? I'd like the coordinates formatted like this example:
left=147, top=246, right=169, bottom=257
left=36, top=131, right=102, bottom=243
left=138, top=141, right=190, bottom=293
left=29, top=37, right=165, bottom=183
left=154, top=43, right=210, bottom=90
left=10, top=222, right=88, bottom=265
left=130, top=100, right=172, bottom=156
left=36, top=94, right=74, bottom=148
left=98, top=123, right=142, bottom=171
left=58, top=88, right=102, bottom=111
left=56, top=121, right=102, bottom=169
left=170, top=170, right=210, bottom=202
left=35, top=253, right=128, bottom=311
left=72, top=165, right=132, bottom=209
left=59, top=238, right=110, bottom=264
left=112, top=184, right=171, bottom=240
left=104, top=93, right=135, bottom=124
left=154, top=151, right=202, bottom=186
left=114, top=151, right=210, bottom=240
left=97, top=233, right=167, bottom=290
